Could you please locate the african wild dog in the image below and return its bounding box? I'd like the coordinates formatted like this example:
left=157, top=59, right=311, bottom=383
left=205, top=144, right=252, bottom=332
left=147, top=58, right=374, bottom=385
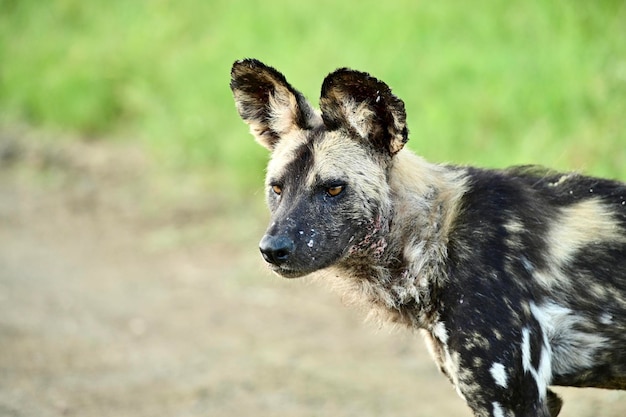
left=230, top=58, right=626, bottom=417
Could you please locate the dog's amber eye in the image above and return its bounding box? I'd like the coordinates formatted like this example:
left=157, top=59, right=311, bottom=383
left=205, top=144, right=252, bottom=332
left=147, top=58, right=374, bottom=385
left=326, top=185, right=344, bottom=197
left=271, top=185, right=282, bottom=195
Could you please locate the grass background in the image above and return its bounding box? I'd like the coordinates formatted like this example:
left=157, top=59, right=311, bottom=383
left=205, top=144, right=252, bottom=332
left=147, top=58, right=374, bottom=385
left=1, top=0, right=626, bottom=188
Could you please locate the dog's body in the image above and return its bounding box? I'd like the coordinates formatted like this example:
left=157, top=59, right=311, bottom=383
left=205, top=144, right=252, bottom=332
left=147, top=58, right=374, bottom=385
left=230, top=59, right=626, bottom=417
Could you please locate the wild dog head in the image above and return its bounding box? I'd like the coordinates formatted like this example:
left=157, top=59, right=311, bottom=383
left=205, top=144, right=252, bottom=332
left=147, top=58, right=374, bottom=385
left=230, top=59, right=408, bottom=278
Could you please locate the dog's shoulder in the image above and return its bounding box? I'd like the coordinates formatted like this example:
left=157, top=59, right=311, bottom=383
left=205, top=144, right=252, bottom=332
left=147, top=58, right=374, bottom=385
left=457, top=164, right=626, bottom=219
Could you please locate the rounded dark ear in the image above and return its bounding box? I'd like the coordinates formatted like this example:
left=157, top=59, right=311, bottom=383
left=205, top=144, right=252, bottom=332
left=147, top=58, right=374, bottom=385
left=319, top=69, right=408, bottom=156
left=230, top=59, right=320, bottom=150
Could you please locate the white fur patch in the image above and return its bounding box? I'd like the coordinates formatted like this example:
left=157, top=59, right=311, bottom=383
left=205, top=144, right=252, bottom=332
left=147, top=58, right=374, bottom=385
left=504, top=218, right=524, bottom=234
left=492, top=401, right=505, bottom=417
left=445, top=349, right=465, bottom=401
left=489, top=362, right=508, bottom=388
left=529, top=301, right=608, bottom=376
left=425, top=322, right=464, bottom=400
left=432, top=321, right=449, bottom=344
left=521, top=325, right=551, bottom=400
left=548, top=174, right=574, bottom=188
left=520, top=255, right=535, bottom=274
left=600, top=312, right=613, bottom=325
left=427, top=324, right=464, bottom=401
left=521, top=327, right=532, bottom=372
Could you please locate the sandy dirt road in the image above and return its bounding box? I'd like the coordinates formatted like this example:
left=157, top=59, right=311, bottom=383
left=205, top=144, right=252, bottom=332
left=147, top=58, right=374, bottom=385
left=0, top=135, right=624, bottom=416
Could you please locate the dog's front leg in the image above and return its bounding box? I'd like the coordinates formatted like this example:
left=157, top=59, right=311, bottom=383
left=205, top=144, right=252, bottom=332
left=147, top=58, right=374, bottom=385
left=453, top=357, right=559, bottom=417
left=434, top=326, right=560, bottom=417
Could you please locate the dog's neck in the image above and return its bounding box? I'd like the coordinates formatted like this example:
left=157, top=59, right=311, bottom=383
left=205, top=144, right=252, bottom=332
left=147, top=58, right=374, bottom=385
left=327, top=150, right=468, bottom=328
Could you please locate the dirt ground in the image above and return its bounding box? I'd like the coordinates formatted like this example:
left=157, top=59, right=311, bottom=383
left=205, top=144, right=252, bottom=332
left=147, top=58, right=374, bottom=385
left=0, top=133, right=624, bottom=417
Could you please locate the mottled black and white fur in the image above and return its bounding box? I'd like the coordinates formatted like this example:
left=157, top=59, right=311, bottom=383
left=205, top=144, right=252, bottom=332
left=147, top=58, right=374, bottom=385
left=230, top=58, right=626, bottom=417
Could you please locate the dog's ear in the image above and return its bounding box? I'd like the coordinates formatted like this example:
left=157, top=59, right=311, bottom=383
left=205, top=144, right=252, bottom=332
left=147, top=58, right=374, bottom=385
left=319, top=69, right=408, bottom=156
left=230, top=59, right=319, bottom=150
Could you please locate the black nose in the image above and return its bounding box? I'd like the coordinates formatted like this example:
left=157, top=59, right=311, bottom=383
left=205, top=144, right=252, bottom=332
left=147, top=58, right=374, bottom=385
left=259, top=235, right=295, bottom=266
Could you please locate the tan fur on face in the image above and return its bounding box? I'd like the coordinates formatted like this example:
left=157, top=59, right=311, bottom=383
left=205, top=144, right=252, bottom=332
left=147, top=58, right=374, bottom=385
left=265, top=131, right=311, bottom=185
left=306, top=132, right=387, bottom=192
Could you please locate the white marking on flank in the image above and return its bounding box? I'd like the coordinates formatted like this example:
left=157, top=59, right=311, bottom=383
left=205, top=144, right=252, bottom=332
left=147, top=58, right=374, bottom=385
left=492, top=401, right=505, bottom=417
left=522, top=303, right=557, bottom=400
left=490, top=362, right=508, bottom=388
left=521, top=327, right=532, bottom=373
left=529, top=301, right=607, bottom=376
left=521, top=326, right=551, bottom=399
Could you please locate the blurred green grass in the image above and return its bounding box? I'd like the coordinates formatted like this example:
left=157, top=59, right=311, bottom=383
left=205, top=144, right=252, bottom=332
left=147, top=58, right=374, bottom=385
left=1, top=0, right=625, bottom=189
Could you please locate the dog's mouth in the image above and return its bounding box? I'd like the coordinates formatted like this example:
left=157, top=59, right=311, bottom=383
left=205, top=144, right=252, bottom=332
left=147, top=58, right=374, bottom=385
left=266, top=264, right=309, bottom=279
left=258, top=232, right=350, bottom=279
